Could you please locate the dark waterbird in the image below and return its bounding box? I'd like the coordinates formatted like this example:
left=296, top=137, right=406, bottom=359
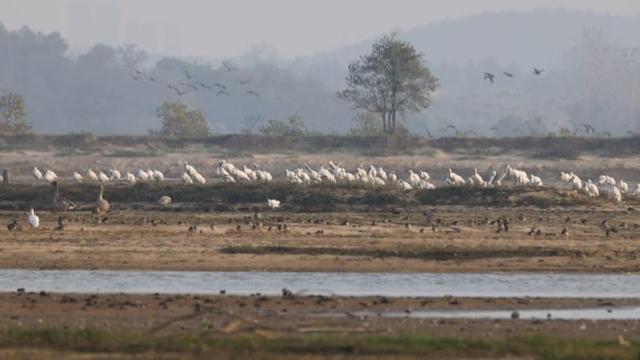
left=483, top=72, right=495, bottom=83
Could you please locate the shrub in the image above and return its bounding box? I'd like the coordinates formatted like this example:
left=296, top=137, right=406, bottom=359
left=259, top=115, right=310, bottom=136
left=151, top=101, right=209, bottom=137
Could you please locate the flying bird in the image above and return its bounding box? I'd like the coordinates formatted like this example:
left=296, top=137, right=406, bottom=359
left=214, top=83, right=227, bottom=91
left=426, top=129, right=434, bottom=138
left=238, top=78, right=251, bottom=85
left=245, top=90, right=261, bottom=100
left=129, top=72, right=143, bottom=81
left=533, top=68, right=545, bottom=75
left=579, top=123, right=596, bottom=134
left=440, top=124, right=459, bottom=135
left=167, top=84, right=190, bottom=96
left=483, top=72, right=496, bottom=83
left=216, top=89, right=230, bottom=96
left=180, top=82, right=199, bottom=90
left=195, top=81, right=211, bottom=90
left=184, top=69, right=192, bottom=79
left=222, top=61, right=236, bottom=72
left=503, top=72, right=514, bottom=77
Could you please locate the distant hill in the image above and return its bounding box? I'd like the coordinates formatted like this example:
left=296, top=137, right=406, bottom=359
left=1, top=9, right=639, bottom=136
left=313, top=9, right=640, bottom=66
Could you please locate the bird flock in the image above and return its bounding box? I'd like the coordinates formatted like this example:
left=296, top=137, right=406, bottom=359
left=29, top=162, right=638, bottom=204
left=20, top=161, right=640, bottom=230
left=129, top=63, right=261, bottom=101
left=483, top=67, right=545, bottom=83
left=559, top=172, right=632, bottom=202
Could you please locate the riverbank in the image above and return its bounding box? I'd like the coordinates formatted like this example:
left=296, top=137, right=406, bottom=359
left=0, top=292, right=638, bottom=359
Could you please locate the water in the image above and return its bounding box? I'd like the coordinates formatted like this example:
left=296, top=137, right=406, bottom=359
left=2, top=270, right=640, bottom=298
left=341, top=307, right=640, bottom=320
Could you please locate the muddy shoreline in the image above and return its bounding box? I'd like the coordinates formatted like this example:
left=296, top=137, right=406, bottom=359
left=1, top=292, right=639, bottom=339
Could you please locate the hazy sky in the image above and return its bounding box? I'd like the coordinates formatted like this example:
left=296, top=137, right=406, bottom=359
left=2, top=0, right=640, bottom=58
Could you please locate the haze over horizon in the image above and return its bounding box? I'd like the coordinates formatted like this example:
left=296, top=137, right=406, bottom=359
left=1, top=2, right=639, bottom=137
left=2, top=0, right=640, bottom=59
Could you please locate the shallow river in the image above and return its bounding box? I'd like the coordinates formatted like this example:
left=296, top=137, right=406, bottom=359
left=337, top=307, right=640, bottom=320
left=1, top=270, right=640, bottom=298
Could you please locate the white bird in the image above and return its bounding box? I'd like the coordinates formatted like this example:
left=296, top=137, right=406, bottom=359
left=378, top=167, right=388, bottom=181
left=469, top=168, right=485, bottom=187
left=632, top=184, right=640, bottom=197
left=87, top=169, right=99, bottom=182
left=506, top=165, right=529, bottom=185
left=568, top=172, right=583, bottom=190
left=389, top=173, right=398, bottom=182
left=418, top=180, right=436, bottom=189
left=372, top=176, right=385, bottom=186
left=487, top=170, right=498, bottom=187
left=243, top=166, right=258, bottom=181
left=252, top=164, right=273, bottom=182
left=619, top=179, right=629, bottom=193
left=368, top=165, right=378, bottom=178
left=420, top=171, right=431, bottom=181
left=182, top=172, right=194, bottom=184
left=184, top=161, right=198, bottom=177
left=494, top=169, right=508, bottom=187
left=222, top=173, right=236, bottom=183
left=598, top=175, right=616, bottom=187
left=219, top=167, right=235, bottom=182
left=233, top=169, right=251, bottom=182
left=125, top=172, right=136, bottom=185
left=447, top=169, right=466, bottom=186
left=72, top=172, right=83, bottom=183
left=153, top=170, right=164, bottom=182
left=267, top=198, right=281, bottom=209
left=44, top=169, right=57, bottom=183
left=109, top=169, right=122, bottom=181
left=297, top=169, right=312, bottom=184
left=398, top=180, right=412, bottom=191
left=192, top=172, right=206, bottom=184
left=328, top=161, right=340, bottom=173
left=529, top=174, right=543, bottom=187
left=584, top=179, right=600, bottom=197
left=408, top=170, right=421, bottom=187
left=137, top=169, right=149, bottom=182
left=256, top=169, right=272, bottom=182
left=27, top=209, right=39, bottom=229
left=98, top=171, right=110, bottom=183
left=285, top=169, right=301, bottom=184
left=158, top=195, right=172, bottom=206
left=33, top=167, right=43, bottom=180
left=219, top=160, right=237, bottom=173
left=304, top=165, right=322, bottom=183
left=319, top=166, right=337, bottom=183
left=611, top=186, right=622, bottom=202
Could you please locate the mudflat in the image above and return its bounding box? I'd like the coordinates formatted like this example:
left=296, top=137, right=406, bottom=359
left=0, top=201, right=638, bottom=273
